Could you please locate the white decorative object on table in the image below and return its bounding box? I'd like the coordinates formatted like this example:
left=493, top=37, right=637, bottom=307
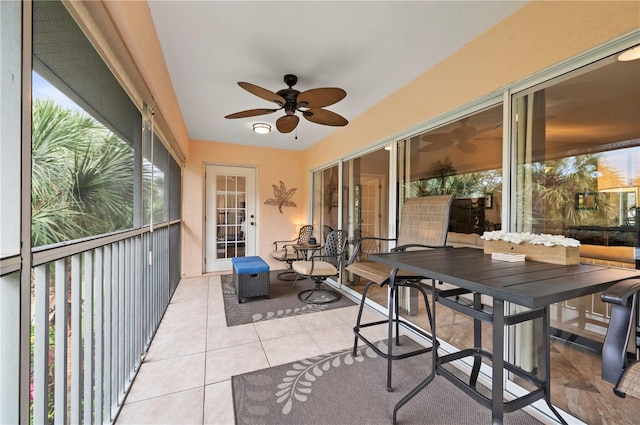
left=491, top=252, right=526, bottom=262
left=481, top=231, right=580, bottom=265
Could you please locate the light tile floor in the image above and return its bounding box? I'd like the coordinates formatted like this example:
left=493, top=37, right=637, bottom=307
left=116, top=272, right=640, bottom=425
left=115, top=274, right=393, bottom=424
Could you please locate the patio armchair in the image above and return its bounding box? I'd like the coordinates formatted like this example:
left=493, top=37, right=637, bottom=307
left=292, top=229, right=348, bottom=304
left=601, top=278, right=640, bottom=399
left=347, top=194, right=455, bottom=391
left=271, top=225, right=313, bottom=281
left=322, top=225, right=333, bottom=243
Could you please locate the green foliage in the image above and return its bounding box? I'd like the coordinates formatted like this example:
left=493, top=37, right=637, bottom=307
left=522, top=155, right=617, bottom=230
left=406, top=152, right=620, bottom=233
left=31, top=99, right=134, bottom=246
left=405, top=167, right=502, bottom=199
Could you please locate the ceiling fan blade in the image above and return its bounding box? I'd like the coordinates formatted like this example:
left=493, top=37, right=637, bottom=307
left=457, top=142, right=477, bottom=154
left=238, top=82, right=286, bottom=106
left=225, top=108, right=278, bottom=119
left=276, top=115, right=299, bottom=133
left=420, top=133, right=455, bottom=144
left=419, top=141, right=453, bottom=153
left=297, top=88, right=347, bottom=108
left=302, top=108, right=348, bottom=126
left=452, top=124, right=477, bottom=142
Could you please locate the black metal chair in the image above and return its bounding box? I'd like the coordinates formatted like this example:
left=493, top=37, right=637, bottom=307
left=322, top=225, right=333, bottom=243
left=601, top=278, right=640, bottom=399
left=271, top=225, right=313, bottom=281
left=346, top=194, right=455, bottom=391
left=292, top=229, right=348, bottom=304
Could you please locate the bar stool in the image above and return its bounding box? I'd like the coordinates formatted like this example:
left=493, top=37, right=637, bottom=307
left=346, top=195, right=455, bottom=391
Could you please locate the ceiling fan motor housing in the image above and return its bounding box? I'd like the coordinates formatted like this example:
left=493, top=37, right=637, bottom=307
left=277, top=88, right=301, bottom=115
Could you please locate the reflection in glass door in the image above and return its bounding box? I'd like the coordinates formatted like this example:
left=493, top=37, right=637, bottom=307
left=511, top=51, right=640, bottom=424
left=342, top=149, right=390, bottom=248
left=341, top=148, right=390, bottom=285
left=312, top=165, right=340, bottom=242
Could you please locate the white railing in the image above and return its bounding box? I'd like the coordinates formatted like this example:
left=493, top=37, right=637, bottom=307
left=27, top=223, right=179, bottom=424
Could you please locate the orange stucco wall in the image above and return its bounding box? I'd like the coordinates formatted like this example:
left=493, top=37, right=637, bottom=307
left=182, top=140, right=308, bottom=276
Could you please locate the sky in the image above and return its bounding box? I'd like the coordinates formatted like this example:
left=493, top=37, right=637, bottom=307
left=32, top=71, right=83, bottom=113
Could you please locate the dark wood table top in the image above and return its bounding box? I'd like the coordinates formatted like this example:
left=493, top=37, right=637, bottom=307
left=368, top=248, right=640, bottom=309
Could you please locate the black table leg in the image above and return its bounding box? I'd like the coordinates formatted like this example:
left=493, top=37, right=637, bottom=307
left=470, top=293, right=483, bottom=388
left=492, top=298, right=505, bottom=425
left=543, top=306, right=568, bottom=424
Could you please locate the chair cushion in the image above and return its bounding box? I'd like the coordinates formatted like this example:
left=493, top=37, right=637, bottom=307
left=232, top=256, right=262, bottom=264
left=292, top=260, right=337, bottom=276
left=447, top=232, right=482, bottom=247
left=271, top=250, right=298, bottom=261
left=346, top=261, right=419, bottom=285
left=234, top=259, right=269, bottom=274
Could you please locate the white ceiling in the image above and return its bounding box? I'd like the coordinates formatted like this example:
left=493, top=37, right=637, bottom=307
left=148, top=1, right=527, bottom=151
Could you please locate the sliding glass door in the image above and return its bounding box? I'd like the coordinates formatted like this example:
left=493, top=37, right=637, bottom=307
left=311, top=165, right=340, bottom=242
left=513, top=52, right=640, bottom=349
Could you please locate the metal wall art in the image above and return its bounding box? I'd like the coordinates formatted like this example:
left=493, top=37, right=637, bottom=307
left=265, top=181, right=297, bottom=213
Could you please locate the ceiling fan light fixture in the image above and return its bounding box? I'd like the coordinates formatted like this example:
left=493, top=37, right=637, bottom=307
left=618, top=45, right=640, bottom=62
left=253, top=123, right=271, bottom=134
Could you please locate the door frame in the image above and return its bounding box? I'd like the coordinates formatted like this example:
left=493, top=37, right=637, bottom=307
left=204, top=164, right=258, bottom=273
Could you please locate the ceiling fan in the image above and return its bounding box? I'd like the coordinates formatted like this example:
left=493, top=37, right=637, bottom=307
left=420, top=119, right=499, bottom=154
left=224, top=74, right=348, bottom=134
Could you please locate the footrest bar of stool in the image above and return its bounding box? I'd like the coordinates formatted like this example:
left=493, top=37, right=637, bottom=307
left=354, top=319, right=436, bottom=361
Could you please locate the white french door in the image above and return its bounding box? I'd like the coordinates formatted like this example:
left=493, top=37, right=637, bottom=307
left=205, top=164, right=257, bottom=272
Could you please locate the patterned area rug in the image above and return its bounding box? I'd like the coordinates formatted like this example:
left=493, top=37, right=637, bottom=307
left=221, top=271, right=355, bottom=327
left=232, top=336, right=544, bottom=425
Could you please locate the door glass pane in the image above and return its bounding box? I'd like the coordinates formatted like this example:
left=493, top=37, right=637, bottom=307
left=398, top=104, right=504, bottom=234
left=342, top=148, right=391, bottom=280
left=216, top=174, right=246, bottom=259
left=312, top=165, right=339, bottom=243
left=391, top=104, right=503, bottom=332
left=513, top=50, right=640, bottom=424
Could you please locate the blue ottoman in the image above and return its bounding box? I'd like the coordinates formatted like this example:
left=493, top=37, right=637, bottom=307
left=231, top=256, right=270, bottom=303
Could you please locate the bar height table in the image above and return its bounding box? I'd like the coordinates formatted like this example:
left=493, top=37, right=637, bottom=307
left=368, top=248, right=640, bottom=425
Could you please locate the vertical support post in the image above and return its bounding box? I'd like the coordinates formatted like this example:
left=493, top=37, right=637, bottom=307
left=33, top=265, right=50, bottom=424
left=94, top=248, right=103, bottom=425
left=117, top=241, right=125, bottom=404
left=83, top=251, right=94, bottom=423
left=54, top=259, right=68, bottom=424
left=70, top=255, right=82, bottom=424
left=103, top=244, right=113, bottom=422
